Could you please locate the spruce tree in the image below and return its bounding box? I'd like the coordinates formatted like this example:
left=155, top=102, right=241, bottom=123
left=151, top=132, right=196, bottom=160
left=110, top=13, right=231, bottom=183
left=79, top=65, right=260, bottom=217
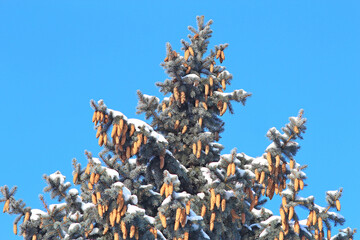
left=1, top=16, right=356, bottom=240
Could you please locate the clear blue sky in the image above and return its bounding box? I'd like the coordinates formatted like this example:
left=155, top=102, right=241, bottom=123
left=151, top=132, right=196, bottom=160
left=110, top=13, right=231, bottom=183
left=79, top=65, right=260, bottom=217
left=0, top=1, right=359, bottom=238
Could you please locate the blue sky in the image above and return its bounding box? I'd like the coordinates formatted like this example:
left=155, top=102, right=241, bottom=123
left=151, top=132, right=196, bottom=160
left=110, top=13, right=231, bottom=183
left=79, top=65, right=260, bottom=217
left=0, top=1, right=359, bottom=238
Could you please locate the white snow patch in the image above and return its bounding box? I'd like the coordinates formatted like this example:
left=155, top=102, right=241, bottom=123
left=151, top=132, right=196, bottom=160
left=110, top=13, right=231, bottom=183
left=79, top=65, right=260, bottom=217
left=314, top=204, right=327, bottom=213
left=111, top=181, right=135, bottom=202
left=259, top=228, right=270, bottom=238
left=49, top=171, right=66, bottom=185
left=281, top=189, right=293, bottom=197
left=145, top=215, right=155, bottom=225
left=187, top=209, right=203, bottom=222
left=68, top=223, right=81, bottom=233
left=156, top=229, right=167, bottom=240
left=68, top=188, right=79, bottom=196
left=208, top=162, right=220, bottom=169
left=327, top=211, right=344, bottom=220
left=218, top=70, right=231, bottom=79
left=213, top=91, right=232, bottom=98
left=245, top=169, right=256, bottom=179
left=90, top=227, right=99, bottom=235
left=49, top=203, right=67, bottom=213
left=182, top=74, right=200, bottom=81
left=201, top=167, right=214, bottom=185
left=122, top=186, right=132, bottom=202
left=127, top=118, right=168, bottom=143
left=112, top=182, right=124, bottom=188
left=173, top=191, right=190, bottom=200
left=260, top=216, right=281, bottom=226
left=224, top=190, right=235, bottom=200
left=102, top=167, right=119, bottom=180
left=30, top=209, right=47, bottom=221
left=127, top=204, right=145, bottom=214
left=128, top=158, right=137, bottom=165
left=200, top=229, right=210, bottom=239
left=92, top=158, right=101, bottom=165
left=163, top=170, right=181, bottom=187
left=128, top=118, right=152, bottom=132
left=150, top=130, right=168, bottom=143
left=251, top=207, right=272, bottom=218
left=143, top=94, right=160, bottom=103
left=161, top=196, right=172, bottom=206
left=69, top=212, right=81, bottom=222
left=197, top=192, right=205, bottom=199
left=326, top=190, right=338, bottom=196
left=149, top=190, right=161, bottom=196
left=107, top=109, right=128, bottom=121
left=252, top=157, right=268, bottom=167
left=81, top=202, right=95, bottom=211
left=265, top=142, right=281, bottom=152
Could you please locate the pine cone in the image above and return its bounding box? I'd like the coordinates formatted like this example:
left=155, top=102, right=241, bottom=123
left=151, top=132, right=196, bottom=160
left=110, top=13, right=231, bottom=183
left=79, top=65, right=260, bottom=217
left=92, top=111, right=97, bottom=123
left=180, top=92, right=186, bottom=104
left=216, top=49, right=221, bottom=59
left=221, top=199, right=226, bottom=212
left=184, top=49, right=190, bottom=61
left=318, top=217, right=323, bottom=231
left=205, top=84, right=209, bottom=96
left=231, top=163, right=236, bottom=175
left=307, top=210, right=313, bottom=226
left=227, top=164, right=231, bottom=177
left=327, top=229, right=331, bottom=239
left=13, top=223, right=17, bottom=235
left=159, top=212, right=167, bottom=228
left=189, top=47, right=194, bottom=56
left=299, top=179, right=304, bottom=190
left=97, top=204, right=103, bottom=217
left=290, top=159, right=295, bottom=169
left=205, top=145, right=209, bottom=155
left=294, top=125, right=299, bottom=134
left=180, top=208, right=186, bottom=227
left=184, top=232, right=189, bottom=240
left=312, top=210, right=317, bottom=226
left=121, top=221, right=127, bottom=239
left=201, top=205, right=206, bottom=217
left=174, top=87, right=180, bottom=101
left=280, top=207, right=285, bottom=224
left=255, top=169, right=260, bottom=181
left=216, top=194, right=221, bottom=209
left=221, top=79, right=226, bottom=90
left=160, top=183, right=166, bottom=196
left=294, top=178, right=299, bottom=192
left=259, top=171, right=265, bottom=184
left=279, top=231, right=284, bottom=240
left=220, top=51, right=225, bottom=62
left=275, top=155, right=281, bottom=168
left=96, top=125, right=102, bottom=138
left=230, top=209, right=240, bottom=221
left=186, top=201, right=191, bottom=215
left=336, top=199, right=341, bottom=211
left=192, top=143, right=197, bottom=155
left=174, top=120, right=180, bottom=129
left=241, top=212, right=246, bottom=224
left=181, top=125, right=187, bottom=134
left=220, top=102, right=227, bottom=116
left=288, top=206, right=294, bottom=220
left=210, top=212, right=216, bottom=224
left=92, top=193, right=97, bottom=204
